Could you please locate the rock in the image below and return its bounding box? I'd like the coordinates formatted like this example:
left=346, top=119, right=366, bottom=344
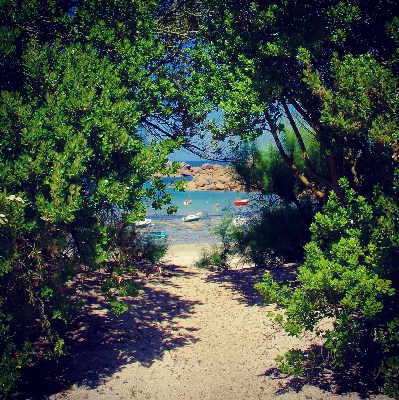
left=178, top=163, right=193, bottom=176
left=182, top=163, right=192, bottom=170
left=196, top=178, right=208, bottom=188
left=163, top=162, right=244, bottom=191
left=213, top=182, right=226, bottom=190
left=186, top=180, right=198, bottom=190
left=201, top=163, right=213, bottom=170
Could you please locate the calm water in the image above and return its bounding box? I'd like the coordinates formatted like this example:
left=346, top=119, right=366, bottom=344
left=140, top=186, right=254, bottom=245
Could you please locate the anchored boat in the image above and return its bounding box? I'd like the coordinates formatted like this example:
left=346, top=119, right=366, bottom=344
left=234, top=198, right=249, bottom=206
left=182, top=212, right=202, bottom=222
left=134, top=218, right=152, bottom=227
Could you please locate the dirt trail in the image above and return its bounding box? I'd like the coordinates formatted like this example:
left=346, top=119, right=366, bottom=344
left=22, top=246, right=389, bottom=399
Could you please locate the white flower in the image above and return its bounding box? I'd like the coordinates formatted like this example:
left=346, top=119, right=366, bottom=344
left=5, top=195, right=25, bottom=203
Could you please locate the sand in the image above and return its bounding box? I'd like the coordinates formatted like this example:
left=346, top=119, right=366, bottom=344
left=23, top=244, right=389, bottom=399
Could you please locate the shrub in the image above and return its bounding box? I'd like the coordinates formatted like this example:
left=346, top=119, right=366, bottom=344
left=140, top=235, right=169, bottom=265
left=228, top=197, right=315, bottom=267
left=194, top=244, right=229, bottom=271
left=255, top=179, right=399, bottom=395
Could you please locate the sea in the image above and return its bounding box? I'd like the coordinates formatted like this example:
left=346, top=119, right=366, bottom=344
left=138, top=161, right=255, bottom=245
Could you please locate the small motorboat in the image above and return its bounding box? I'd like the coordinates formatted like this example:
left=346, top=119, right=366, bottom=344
left=234, top=198, right=249, bottom=206
left=134, top=218, right=152, bottom=228
left=153, top=231, right=167, bottom=239
left=182, top=212, right=202, bottom=222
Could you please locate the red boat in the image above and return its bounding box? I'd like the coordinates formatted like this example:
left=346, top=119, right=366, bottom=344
left=234, top=198, right=249, bottom=206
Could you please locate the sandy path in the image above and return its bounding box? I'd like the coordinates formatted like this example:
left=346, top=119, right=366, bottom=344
left=23, top=244, right=388, bottom=399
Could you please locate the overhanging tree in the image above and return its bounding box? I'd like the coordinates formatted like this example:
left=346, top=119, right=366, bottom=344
left=185, top=0, right=399, bottom=394
left=0, top=0, right=200, bottom=396
left=186, top=0, right=398, bottom=202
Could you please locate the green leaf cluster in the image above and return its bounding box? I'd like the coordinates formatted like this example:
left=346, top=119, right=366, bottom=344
left=0, top=0, right=188, bottom=396
left=189, top=1, right=399, bottom=394
left=256, top=179, right=399, bottom=393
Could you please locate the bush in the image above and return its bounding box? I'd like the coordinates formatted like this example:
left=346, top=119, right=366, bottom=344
left=227, top=197, right=315, bottom=267
left=255, top=179, right=399, bottom=395
left=194, top=244, right=229, bottom=271
left=140, top=235, right=169, bottom=265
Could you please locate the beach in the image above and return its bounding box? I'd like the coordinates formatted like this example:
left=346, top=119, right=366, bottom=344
left=23, top=243, right=389, bottom=400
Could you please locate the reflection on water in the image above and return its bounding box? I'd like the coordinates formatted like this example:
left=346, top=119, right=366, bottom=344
left=140, top=189, right=259, bottom=245
left=136, top=215, right=222, bottom=245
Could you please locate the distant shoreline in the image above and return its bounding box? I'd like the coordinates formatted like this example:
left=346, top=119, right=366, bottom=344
left=167, top=162, right=244, bottom=192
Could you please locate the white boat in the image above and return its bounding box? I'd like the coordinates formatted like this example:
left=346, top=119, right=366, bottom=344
left=134, top=218, right=152, bottom=227
left=182, top=212, right=202, bottom=222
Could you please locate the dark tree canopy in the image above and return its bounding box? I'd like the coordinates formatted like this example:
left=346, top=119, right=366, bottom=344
left=0, top=1, right=201, bottom=396
left=185, top=0, right=399, bottom=202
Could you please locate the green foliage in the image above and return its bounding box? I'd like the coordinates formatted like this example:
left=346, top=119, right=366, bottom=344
left=109, top=300, right=129, bottom=317
left=381, top=356, right=399, bottom=399
left=189, top=0, right=399, bottom=202
left=194, top=244, right=229, bottom=271
left=214, top=128, right=320, bottom=268
left=228, top=199, right=314, bottom=266
left=275, top=349, right=305, bottom=377
left=233, top=127, right=323, bottom=200
left=255, top=180, right=399, bottom=392
left=140, top=236, right=169, bottom=265
left=190, top=2, right=399, bottom=395
left=208, top=188, right=315, bottom=270
left=0, top=0, right=189, bottom=396
left=0, top=309, right=32, bottom=399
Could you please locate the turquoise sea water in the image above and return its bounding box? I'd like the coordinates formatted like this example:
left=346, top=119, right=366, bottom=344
left=139, top=175, right=255, bottom=244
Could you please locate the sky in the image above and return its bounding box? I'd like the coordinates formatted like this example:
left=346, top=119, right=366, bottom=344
left=169, top=148, right=203, bottom=162
left=168, top=131, right=275, bottom=162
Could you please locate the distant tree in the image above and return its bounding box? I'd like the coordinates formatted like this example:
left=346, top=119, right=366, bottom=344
left=226, top=128, right=322, bottom=264
left=233, top=127, right=323, bottom=206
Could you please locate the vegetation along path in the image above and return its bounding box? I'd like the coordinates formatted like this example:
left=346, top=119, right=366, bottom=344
left=22, top=251, right=389, bottom=400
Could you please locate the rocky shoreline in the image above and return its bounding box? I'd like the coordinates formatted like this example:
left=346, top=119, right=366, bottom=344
left=172, top=162, right=244, bottom=192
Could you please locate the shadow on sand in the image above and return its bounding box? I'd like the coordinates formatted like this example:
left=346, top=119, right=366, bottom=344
left=19, top=261, right=386, bottom=399
left=204, top=263, right=385, bottom=398
left=262, top=343, right=384, bottom=398
left=18, top=263, right=202, bottom=399
left=204, top=263, right=299, bottom=307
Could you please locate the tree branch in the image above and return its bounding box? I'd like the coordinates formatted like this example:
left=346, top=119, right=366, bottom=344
left=281, top=96, right=333, bottom=189
left=140, top=117, right=231, bottom=162
left=264, top=111, right=327, bottom=203
left=284, top=91, right=320, bottom=132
